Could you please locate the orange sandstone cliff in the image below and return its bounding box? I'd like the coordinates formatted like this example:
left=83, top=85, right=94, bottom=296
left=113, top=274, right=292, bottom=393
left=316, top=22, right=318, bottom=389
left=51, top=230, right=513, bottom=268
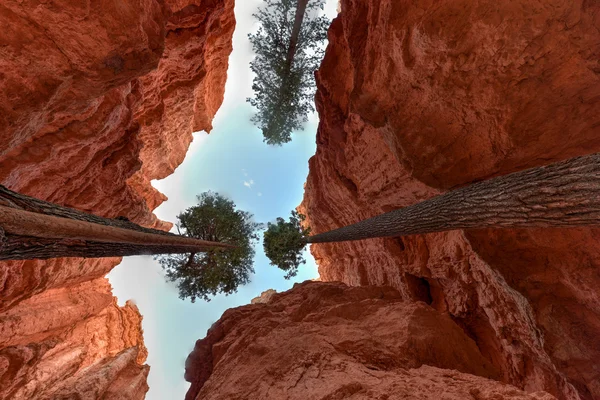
left=300, top=0, right=600, bottom=399
left=0, top=0, right=235, bottom=398
left=0, top=279, right=149, bottom=399
left=184, top=1, right=600, bottom=400
left=185, top=281, right=556, bottom=400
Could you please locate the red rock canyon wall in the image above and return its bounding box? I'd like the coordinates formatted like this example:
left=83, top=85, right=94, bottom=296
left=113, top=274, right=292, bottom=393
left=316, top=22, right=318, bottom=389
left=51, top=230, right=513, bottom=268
left=0, top=279, right=149, bottom=399
left=184, top=1, right=600, bottom=399
left=298, top=1, right=600, bottom=399
left=184, top=281, right=557, bottom=400
left=0, top=0, right=235, bottom=397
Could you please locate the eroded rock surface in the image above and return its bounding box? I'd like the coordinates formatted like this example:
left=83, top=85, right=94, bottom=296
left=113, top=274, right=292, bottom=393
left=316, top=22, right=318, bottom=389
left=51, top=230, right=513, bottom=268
left=184, top=281, right=556, bottom=400
left=250, top=289, right=277, bottom=304
left=0, top=0, right=235, bottom=397
left=299, top=1, right=600, bottom=399
left=0, top=279, right=148, bottom=400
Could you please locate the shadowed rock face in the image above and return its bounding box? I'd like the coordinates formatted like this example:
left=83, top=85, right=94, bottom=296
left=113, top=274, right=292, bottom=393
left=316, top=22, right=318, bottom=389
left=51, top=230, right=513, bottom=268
left=0, top=279, right=149, bottom=400
left=0, top=0, right=235, bottom=398
left=299, top=1, right=600, bottom=399
left=184, top=281, right=556, bottom=400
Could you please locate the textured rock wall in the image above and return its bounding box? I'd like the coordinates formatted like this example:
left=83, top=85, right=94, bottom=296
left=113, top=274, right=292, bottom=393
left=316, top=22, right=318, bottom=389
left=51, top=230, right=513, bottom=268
left=0, top=279, right=148, bottom=400
left=184, top=281, right=556, bottom=400
left=0, top=0, right=235, bottom=308
left=0, top=0, right=235, bottom=397
left=299, top=1, right=600, bottom=399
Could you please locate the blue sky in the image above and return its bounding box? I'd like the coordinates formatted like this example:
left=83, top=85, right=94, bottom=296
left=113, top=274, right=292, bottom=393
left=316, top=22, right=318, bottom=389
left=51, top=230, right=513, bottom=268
left=108, top=1, right=339, bottom=399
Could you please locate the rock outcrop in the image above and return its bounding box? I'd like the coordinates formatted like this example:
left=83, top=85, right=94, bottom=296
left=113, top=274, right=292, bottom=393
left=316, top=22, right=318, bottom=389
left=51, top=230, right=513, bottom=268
left=0, top=279, right=148, bottom=400
left=298, top=1, right=600, bottom=399
left=185, top=281, right=556, bottom=400
left=0, top=0, right=235, bottom=397
left=250, top=289, right=277, bottom=304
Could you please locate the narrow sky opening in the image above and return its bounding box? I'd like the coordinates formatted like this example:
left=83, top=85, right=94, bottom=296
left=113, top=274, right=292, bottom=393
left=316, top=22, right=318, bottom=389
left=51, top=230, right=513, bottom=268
left=108, top=1, right=339, bottom=399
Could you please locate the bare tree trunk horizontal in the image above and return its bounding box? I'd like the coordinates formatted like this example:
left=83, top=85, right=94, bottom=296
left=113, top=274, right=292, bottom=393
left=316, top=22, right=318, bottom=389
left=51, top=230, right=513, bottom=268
left=0, top=185, right=233, bottom=260
left=0, top=205, right=234, bottom=248
left=0, top=185, right=174, bottom=237
left=306, top=153, right=600, bottom=244
left=0, top=235, right=216, bottom=261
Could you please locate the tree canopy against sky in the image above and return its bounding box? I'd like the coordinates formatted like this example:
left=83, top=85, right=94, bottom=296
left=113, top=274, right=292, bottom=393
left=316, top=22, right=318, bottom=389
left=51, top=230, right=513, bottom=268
left=263, top=210, right=310, bottom=279
left=248, top=0, right=329, bottom=145
left=157, top=192, right=261, bottom=303
left=264, top=153, right=600, bottom=278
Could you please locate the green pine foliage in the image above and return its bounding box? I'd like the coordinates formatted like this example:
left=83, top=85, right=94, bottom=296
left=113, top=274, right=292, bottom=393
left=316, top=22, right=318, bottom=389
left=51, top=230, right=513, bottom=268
left=248, top=0, right=329, bottom=145
left=157, top=192, right=261, bottom=303
left=263, top=210, right=311, bottom=279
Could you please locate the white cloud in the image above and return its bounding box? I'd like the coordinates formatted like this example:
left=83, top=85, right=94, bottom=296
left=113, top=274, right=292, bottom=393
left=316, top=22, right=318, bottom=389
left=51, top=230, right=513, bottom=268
left=243, top=179, right=254, bottom=189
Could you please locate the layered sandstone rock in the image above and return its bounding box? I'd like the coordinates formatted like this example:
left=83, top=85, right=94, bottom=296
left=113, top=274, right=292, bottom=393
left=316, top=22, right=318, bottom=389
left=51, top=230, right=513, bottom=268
left=0, top=0, right=234, bottom=226
left=0, top=278, right=148, bottom=399
left=300, top=1, right=600, bottom=399
left=184, top=281, right=555, bottom=400
left=0, top=0, right=234, bottom=397
left=0, top=0, right=234, bottom=307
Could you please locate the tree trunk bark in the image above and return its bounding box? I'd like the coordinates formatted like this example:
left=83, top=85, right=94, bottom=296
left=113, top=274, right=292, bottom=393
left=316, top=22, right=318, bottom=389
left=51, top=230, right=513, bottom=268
left=266, top=0, right=310, bottom=135
left=0, top=185, right=233, bottom=260
left=0, top=185, right=176, bottom=236
left=285, top=0, right=310, bottom=70
left=306, top=153, right=600, bottom=244
left=0, top=235, right=219, bottom=261
left=0, top=205, right=234, bottom=248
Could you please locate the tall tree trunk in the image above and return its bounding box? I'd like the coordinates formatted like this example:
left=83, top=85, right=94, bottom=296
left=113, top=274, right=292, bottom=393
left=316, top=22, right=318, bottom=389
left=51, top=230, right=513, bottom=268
left=0, top=185, right=177, bottom=236
left=306, top=153, right=600, bottom=244
left=0, top=236, right=221, bottom=261
left=266, top=0, right=310, bottom=135
left=0, top=205, right=234, bottom=248
left=0, top=185, right=232, bottom=261
left=285, top=0, right=310, bottom=70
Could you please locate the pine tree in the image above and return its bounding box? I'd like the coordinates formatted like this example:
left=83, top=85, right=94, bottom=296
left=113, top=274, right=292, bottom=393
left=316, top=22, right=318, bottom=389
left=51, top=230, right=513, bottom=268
left=263, top=210, right=310, bottom=279
left=264, top=153, right=600, bottom=278
left=157, top=192, right=261, bottom=302
left=248, top=0, right=329, bottom=145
